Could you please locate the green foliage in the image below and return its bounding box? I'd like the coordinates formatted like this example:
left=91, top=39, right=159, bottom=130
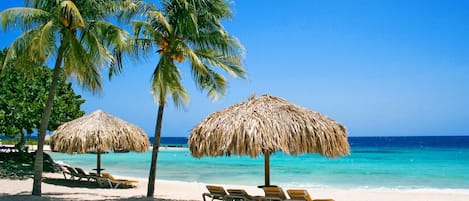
left=0, top=0, right=146, bottom=194
left=133, top=0, right=246, bottom=106
left=0, top=49, right=85, bottom=139
left=0, top=0, right=138, bottom=93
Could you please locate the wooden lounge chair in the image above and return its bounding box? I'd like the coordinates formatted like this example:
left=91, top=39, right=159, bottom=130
left=75, top=167, right=98, bottom=181
left=286, top=189, right=334, bottom=201
left=226, top=189, right=265, bottom=201
left=101, top=173, right=138, bottom=188
left=202, top=185, right=228, bottom=201
left=262, top=186, right=288, bottom=201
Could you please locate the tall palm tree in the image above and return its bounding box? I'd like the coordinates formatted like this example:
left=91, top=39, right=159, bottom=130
left=0, top=0, right=140, bottom=195
left=133, top=0, right=246, bottom=197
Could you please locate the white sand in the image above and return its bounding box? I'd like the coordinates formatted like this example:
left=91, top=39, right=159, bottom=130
left=1, top=172, right=469, bottom=201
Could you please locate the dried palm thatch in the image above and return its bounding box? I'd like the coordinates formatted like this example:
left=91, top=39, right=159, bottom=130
left=50, top=110, right=150, bottom=175
left=50, top=110, right=149, bottom=153
left=189, top=94, right=349, bottom=158
left=189, top=94, right=350, bottom=186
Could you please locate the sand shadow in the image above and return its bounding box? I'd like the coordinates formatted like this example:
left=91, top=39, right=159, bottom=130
left=42, top=178, right=102, bottom=189
left=0, top=194, right=189, bottom=201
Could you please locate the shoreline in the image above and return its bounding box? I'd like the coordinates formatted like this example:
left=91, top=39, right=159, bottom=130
left=1, top=173, right=469, bottom=201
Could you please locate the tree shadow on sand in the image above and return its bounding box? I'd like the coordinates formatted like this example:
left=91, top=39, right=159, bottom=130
left=0, top=194, right=191, bottom=201
left=42, top=178, right=102, bottom=189
left=0, top=178, right=194, bottom=201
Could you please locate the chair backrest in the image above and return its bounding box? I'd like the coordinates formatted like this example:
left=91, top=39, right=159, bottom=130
left=286, top=189, right=313, bottom=201
left=65, top=166, right=79, bottom=175
left=263, top=186, right=288, bottom=200
left=227, top=189, right=253, bottom=199
left=75, top=167, right=87, bottom=175
left=206, top=185, right=228, bottom=197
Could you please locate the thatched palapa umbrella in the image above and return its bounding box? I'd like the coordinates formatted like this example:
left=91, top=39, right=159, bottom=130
left=50, top=110, right=150, bottom=176
left=189, top=94, right=350, bottom=186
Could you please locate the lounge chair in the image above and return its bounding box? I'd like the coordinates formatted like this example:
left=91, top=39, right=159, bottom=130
left=62, top=166, right=83, bottom=180
left=203, top=185, right=228, bottom=201
left=96, top=176, right=119, bottom=188
left=101, top=173, right=138, bottom=188
left=75, top=167, right=98, bottom=181
left=286, top=189, right=334, bottom=201
left=262, top=186, right=288, bottom=201
left=226, top=189, right=265, bottom=201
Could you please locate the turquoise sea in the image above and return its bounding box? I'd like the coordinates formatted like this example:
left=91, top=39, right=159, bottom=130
left=48, top=136, right=469, bottom=190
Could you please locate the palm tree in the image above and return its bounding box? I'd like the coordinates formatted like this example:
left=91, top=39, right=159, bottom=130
left=0, top=0, right=139, bottom=195
left=133, top=0, right=246, bottom=197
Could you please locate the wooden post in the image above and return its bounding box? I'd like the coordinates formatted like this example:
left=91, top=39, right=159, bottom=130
left=97, top=149, right=101, bottom=176
left=264, top=151, right=270, bottom=187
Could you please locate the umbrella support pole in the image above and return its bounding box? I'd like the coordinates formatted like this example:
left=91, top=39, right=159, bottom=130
left=97, top=149, right=101, bottom=176
left=264, top=151, right=270, bottom=187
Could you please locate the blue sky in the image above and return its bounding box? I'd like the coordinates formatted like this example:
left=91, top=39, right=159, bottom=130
left=1, top=0, right=468, bottom=137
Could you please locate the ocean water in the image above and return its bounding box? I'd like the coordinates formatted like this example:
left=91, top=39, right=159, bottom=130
left=48, top=136, right=469, bottom=190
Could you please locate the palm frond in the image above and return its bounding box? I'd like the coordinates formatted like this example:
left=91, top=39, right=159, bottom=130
left=62, top=30, right=102, bottom=92
left=151, top=55, right=189, bottom=107
left=132, top=20, right=165, bottom=57
left=3, top=22, right=58, bottom=68
left=185, top=45, right=207, bottom=74
left=25, top=0, right=59, bottom=11
left=109, top=0, right=156, bottom=23
left=59, top=1, right=85, bottom=29
left=0, top=7, right=51, bottom=31
left=164, top=0, right=198, bottom=35
left=80, top=29, right=113, bottom=70
left=194, top=49, right=245, bottom=79
left=89, top=20, right=133, bottom=77
left=27, top=20, right=58, bottom=63
left=133, top=20, right=165, bottom=42
left=147, top=10, right=172, bottom=34
left=192, top=67, right=227, bottom=100
left=190, top=30, right=245, bottom=58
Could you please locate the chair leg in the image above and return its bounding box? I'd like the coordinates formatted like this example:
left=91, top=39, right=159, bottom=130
left=202, top=193, right=212, bottom=201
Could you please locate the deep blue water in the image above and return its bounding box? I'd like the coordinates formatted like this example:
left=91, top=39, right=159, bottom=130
left=46, top=136, right=469, bottom=189
left=348, top=136, right=469, bottom=148
left=151, top=136, right=469, bottom=148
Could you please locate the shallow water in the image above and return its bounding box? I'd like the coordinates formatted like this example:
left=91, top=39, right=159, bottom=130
left=49, top=136, right=469, bottom=189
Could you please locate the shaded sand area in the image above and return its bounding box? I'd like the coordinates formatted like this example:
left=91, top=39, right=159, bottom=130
left=1, top=173, right=469, bottom=201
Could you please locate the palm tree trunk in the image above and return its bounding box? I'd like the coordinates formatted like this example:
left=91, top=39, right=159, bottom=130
left=147, top=103, right=165, bottom=197
left=32, top=47, right=64, bottom=196
left=15, top=129, right=26, bottom=152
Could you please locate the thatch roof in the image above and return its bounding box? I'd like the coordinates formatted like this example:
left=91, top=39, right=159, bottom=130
left=50, top=110, right=150, bottom=153
left=189, top=94, right=350, bottom=158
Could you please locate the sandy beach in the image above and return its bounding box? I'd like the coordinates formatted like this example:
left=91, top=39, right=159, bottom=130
left=1, top=172, right=469, bottom=201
